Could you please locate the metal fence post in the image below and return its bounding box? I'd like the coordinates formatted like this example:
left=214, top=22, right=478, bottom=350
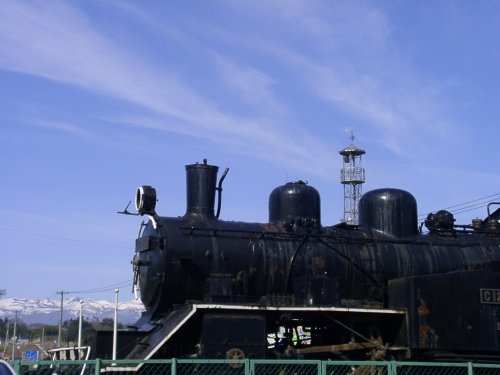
left=467, top=362, right=473, bottom=375
left=94, top=358, right=101, bottom=375
left=172, top=357, right=177, bottom=375
left=12, top=360, right=20, bottom=374
left=388, top=360, right=397, bottom=375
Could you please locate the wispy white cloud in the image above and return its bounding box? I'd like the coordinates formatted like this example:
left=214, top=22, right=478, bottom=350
left=27, top=120, right=95, bottom=140
left=204, top=0, right=454, bottom=159
left=0, top=1, right=342, bottom=178
left=0, top=2, right=213, bottom=125
left=211, top=54, right=283, bottom=113
left=0, top=0, right=455, bottom=178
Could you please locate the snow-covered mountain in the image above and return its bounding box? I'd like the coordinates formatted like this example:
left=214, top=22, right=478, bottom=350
left=0, top=297, right=145, bottom=325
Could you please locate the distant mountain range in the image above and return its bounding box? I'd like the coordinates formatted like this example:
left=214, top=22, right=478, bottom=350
left=0, top=297, right=145, bottom=325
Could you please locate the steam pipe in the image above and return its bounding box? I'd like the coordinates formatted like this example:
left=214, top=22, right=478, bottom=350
left=487, top=202, right=500, bottom=230
left=487, top=202, right=500, bottom=218
left=216, top=168, right=229, bottom=219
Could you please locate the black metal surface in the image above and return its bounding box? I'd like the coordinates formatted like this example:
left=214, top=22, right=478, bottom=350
left=125, top=306, right=196, bottom=360
left=200, top=312, right=266, bottom=359
left=389, top=270, right=500, bottom=357
left=93, top=330, right=148, bottom=359
left=185, top=160, right=218, bottom=218
left=268, top=181, right=321, bottom=227
left=359, top=188, right=418, bottom=237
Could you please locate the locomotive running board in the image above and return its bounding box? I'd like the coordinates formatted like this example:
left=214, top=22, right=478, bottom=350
left=192, top=303, right=406, bottom=314
left=102, top=303, right=407, bottom=372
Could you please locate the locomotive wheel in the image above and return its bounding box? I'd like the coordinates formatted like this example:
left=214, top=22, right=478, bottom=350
left=226, top=347, right=245, bottom=368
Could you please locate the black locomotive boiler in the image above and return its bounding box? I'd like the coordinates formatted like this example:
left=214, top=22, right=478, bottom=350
left=108, top=160, right=500, bottom=362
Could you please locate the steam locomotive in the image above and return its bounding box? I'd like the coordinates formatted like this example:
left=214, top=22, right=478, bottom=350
left=102, top=160, right=500, bottom=362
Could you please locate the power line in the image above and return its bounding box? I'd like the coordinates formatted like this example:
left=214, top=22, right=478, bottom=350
left=419, top=193, right=500, bottom=219
left=441, top=193, right=500, bottom=211
left=44, top=280, right=133, bottom=301
left=65, top=280, right=132, bottom=295
left=451, top=201, right=499, bottom=216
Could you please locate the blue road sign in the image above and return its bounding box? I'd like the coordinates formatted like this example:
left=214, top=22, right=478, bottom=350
left=23, top=351, right=38, bottom=360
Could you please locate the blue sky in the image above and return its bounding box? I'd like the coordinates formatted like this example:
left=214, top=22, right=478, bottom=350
left=1, top=1, right=499, bottom=302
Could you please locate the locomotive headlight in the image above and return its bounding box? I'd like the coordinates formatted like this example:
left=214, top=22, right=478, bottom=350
left=135, top=185, right=157, bottom=215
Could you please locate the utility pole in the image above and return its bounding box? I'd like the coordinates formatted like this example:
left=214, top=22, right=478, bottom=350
left=78, top=300, right=84, bottom=358
left=56, top=291, right=66, bottom=347
left=4, top=321, right=9, bottom=355
left=112, top=289, right=119, bottom=361
left=11, top=312, right=18, bottom=360
left=41, top=327, right=45, bottom=354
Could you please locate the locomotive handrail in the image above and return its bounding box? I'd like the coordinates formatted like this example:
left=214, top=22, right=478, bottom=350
left=178, top=225, right=465, bottom=244
left=179, top=225, right=500, bottom=243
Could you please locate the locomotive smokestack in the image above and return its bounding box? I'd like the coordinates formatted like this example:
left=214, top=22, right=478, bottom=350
left=185, top=159, right=219, bottom=218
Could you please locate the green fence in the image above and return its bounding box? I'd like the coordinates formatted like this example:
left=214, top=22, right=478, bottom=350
left=10, top=359, right=500, bottom=375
